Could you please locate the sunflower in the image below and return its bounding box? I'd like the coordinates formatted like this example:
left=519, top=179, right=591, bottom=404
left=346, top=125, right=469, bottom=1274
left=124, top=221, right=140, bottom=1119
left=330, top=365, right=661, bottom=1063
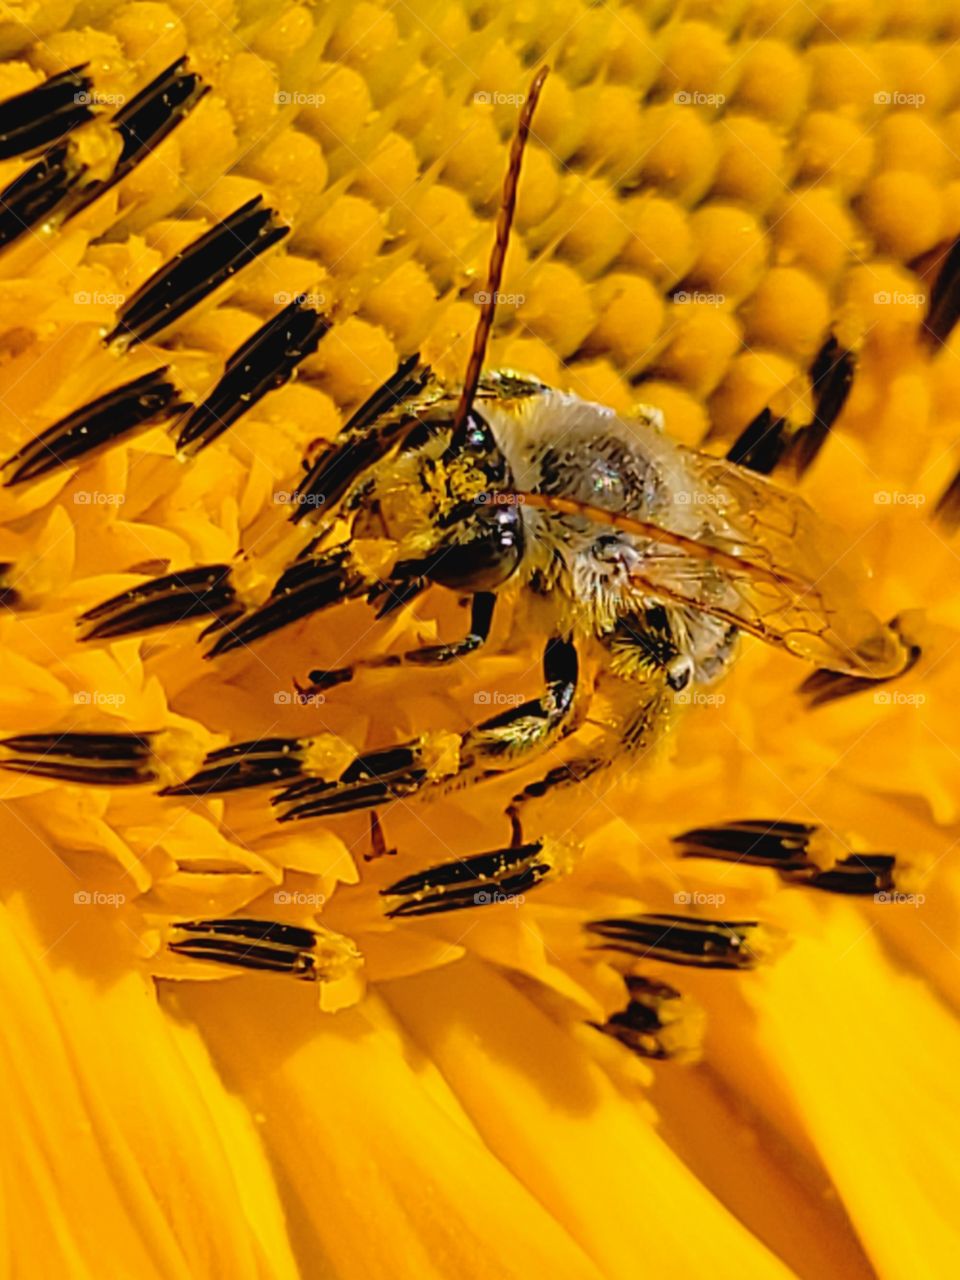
left=0, top=0, right=958, bottom=1275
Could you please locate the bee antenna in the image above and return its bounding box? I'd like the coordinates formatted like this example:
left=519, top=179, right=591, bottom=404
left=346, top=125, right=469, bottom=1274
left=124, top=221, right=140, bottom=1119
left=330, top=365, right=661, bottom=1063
left=450, top=66, right=549, bottom=440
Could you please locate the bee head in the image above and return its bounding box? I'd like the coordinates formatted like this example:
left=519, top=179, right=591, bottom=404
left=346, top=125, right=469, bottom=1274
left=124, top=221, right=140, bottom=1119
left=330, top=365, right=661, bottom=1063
left=416, top=409, right=525, bottom=591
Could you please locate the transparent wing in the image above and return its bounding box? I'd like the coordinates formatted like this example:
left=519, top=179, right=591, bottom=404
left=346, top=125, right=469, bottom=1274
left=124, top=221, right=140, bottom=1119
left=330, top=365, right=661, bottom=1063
left=518, top=453, right=906, bottom=678
left=639, top=450, right=905, bottom=677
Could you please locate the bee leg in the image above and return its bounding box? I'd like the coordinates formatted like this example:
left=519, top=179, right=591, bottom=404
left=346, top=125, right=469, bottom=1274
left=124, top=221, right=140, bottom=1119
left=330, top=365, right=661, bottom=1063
left=272, top=635, right=581, bottom=822
left=304, top=591, right=496, bottom=693
left=506, top=665, right=676, bottom=841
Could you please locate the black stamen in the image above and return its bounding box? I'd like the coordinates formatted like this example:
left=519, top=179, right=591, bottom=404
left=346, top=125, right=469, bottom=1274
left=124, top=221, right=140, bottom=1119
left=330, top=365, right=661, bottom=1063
left=0, top=139, right=86, bottom=250
left=78, top=564, right=235, bottom=640
left=725, top=407, right=787, bottom=475
left=785, top=853, right=896, bottom=895
left=587, top=913, right=766, bottom=969
left=0, top=731, right=155, bottom=784
left=797, top=614, right=921, bottom=706
left=206, top=552, right=361, bottom=657
left=161, top=738, right=307, bottom=796
left=99, top=57, right=208, bottom=188
left=291, top=354, right=431, bottom=522
left=673, top=819, right=815, bottom=869
left=592, top=976, right=691, bottom=1060
left=3, top=368, right=187, bottom=486
left=0, top=65, right=95, bottom=160
left=168, top=917, right=320, bottom=978
left=175, top=301, right=331, bottom=454
left=924, top=237, right=960, bottom=348
left=106, top=197, right=289, bottom=348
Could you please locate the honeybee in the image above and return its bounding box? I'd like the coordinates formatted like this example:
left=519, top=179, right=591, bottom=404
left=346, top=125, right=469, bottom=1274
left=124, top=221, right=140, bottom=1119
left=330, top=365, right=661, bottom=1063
left=2, top=67, right=907, bottom=930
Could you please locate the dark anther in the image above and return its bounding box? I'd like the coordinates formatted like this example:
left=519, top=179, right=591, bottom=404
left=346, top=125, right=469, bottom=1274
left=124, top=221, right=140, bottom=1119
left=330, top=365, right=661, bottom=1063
left=784, top=853, right=897, bottom=896
left=3, top=369, right=188, bottom=486
left=797, top=614, right=922, bottom=706
left=175, top=301, right=331, bottom=455
left=0, top=65, right=95, bottom=161
left=292, top=354, right=432, bottom=523
left=205, top=551, right=362, bottom=658
left=725, top=407, right=788, bottom=475
left=168, top=917, right=319, bottom=978
left=98, top=57, right=208, bottom=188
left=923, top=237, right=960, bottom=348
left=0, top=140, right=86, bottom=251
left=587, top=913, right=767, bottom=969
left=382, top=842, right=548, bottom=917
left=160, top=738, right=307, bottom=796
left=672, top=819, right=816, bottom=870
left=106, top=197, right=289, bottom=348
left=591, top=976, right=694, bottom=1060
left=0, top=731, right=156, bottom=785
left=78, top=564, right=235, bottom=641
